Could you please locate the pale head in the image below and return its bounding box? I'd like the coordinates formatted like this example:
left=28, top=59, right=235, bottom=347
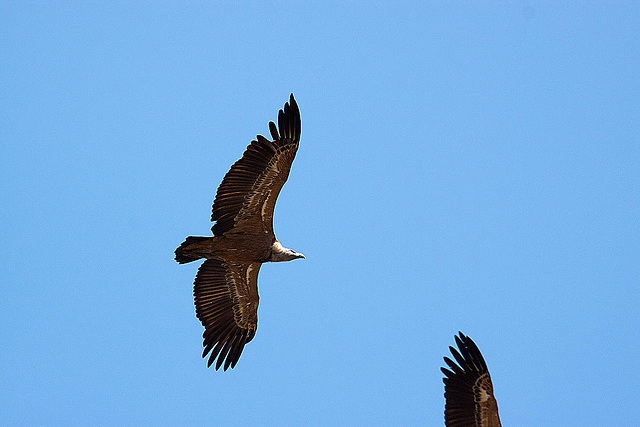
left=269, top=241, right=305, bottom=262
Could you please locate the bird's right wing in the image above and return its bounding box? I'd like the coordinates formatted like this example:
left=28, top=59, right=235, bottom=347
left=441, top=332, right=502, bottom=427
left=193, top=259, right=261, bottom=370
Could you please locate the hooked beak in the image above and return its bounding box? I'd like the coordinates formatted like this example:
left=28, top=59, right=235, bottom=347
left=296, top=252, right=306, bottom=259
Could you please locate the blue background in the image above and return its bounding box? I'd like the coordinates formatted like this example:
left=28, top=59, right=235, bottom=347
left=2, top=2, right=638, bottom=425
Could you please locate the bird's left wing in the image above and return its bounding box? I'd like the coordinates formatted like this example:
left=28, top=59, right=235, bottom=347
left=211, top=94, right=301, bottom=236
left=193, top=259, right=261, bottom=370
left=441, top=332, right=502, bottom=427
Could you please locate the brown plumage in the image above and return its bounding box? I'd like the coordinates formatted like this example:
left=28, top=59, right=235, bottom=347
left=175, top=94, right=304, bottom=370
left=442, top=332, right=502, bottom=427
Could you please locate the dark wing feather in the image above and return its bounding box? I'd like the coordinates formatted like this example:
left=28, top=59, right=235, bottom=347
left=441, top=332, right=502, bottom=427
left=211, top=94, right=301, bottom=236
left=193, top=259, right=261, bottom=370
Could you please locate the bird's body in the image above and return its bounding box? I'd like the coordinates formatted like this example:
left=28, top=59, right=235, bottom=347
left=175, top=94, right=304, bottom=370
left=175, top=233, right=283, bottom=264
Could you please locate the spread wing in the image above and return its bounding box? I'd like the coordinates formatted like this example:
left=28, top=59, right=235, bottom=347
left=441, top=332, right=502, bottom=427
left=193, top=259, right=261, bottom=370
left=211, top=93, right=301, bottom=236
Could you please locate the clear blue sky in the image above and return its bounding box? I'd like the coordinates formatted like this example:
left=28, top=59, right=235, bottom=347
left=1, top=2, right=638, bottom=426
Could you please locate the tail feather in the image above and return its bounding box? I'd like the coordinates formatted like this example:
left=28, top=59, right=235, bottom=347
left=175, top=236, right=212, bottom=264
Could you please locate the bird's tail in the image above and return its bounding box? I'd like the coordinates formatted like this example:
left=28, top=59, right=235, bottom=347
left=174, top=236, right=213, bottom=264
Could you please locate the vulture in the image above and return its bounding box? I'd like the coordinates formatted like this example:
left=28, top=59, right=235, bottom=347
left=441, top=332, right=502, bottom=427
left=175, top=94, right=304, bottom=370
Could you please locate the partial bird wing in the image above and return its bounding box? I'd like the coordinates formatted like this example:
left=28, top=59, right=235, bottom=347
left=193, top=259, right=261, bottom=370
left=211, top=94, right=301, bottom=236
left=441, top=332, right=502, bottom=427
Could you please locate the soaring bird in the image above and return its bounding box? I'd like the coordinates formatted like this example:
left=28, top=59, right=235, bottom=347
left=441, top=332, right=502, bottom=427
left=175, top=94, right=304, bottom=370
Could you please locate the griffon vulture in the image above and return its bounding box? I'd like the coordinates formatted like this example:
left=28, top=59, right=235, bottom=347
left=441, top=332, right=502, bottom=427
left=175, top=94, right=304, bottom=370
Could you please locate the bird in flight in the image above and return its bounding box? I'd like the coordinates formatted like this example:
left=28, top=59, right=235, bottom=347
left=175, top=94, right=304, bottom=370
left=441, top=332, right=502, bottom=427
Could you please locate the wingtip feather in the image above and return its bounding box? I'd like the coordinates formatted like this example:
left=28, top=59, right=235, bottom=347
left=268, top=121, right=279, bottom=140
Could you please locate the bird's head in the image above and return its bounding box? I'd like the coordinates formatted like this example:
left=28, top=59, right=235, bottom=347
left=269, top=242, right=305, bottom=262
left=275, top=249, right=305, bottom=262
